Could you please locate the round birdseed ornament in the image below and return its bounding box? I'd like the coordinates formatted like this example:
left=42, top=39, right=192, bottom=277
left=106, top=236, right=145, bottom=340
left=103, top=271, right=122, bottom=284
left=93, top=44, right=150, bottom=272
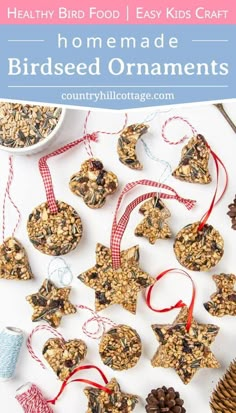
left=27, top=201, right=83, bottom=256
left=99, top=325, right=142, bottom=371
left=174, top=222, right=224, bottom=271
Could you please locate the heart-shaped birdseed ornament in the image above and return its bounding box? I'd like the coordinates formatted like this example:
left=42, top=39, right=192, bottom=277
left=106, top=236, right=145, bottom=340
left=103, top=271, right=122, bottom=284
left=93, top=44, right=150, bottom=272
left=42, top=338, right=87, bottom=381
left=0, top=237, right=33, bottom=280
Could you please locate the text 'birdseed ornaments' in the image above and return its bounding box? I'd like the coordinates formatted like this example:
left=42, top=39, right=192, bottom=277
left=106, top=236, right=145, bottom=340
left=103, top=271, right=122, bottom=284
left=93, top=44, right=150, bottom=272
left=146, top=268, right=220, bottom=384
left=26, top=279, right=77, bottom=327
left=162, top=116, right=228, bottom=271
left=0, top=156, right=33, bottom=280
left=47, top=365, right=139, bottom=412
left=78, top=180, right=195, bottom=314
left=204, top=273, right=236, bottom=317
left=27, top=325, right=87, bottom=381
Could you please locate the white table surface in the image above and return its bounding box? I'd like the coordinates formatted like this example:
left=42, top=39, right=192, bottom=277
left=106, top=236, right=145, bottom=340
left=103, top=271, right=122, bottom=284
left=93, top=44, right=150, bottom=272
left=0, top=100, right=236, bottom=413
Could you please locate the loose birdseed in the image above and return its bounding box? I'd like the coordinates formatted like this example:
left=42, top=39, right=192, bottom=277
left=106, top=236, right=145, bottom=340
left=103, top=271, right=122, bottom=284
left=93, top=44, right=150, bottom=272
left=174, top=221, right=224, bottom=271
left=0, top=102, right=62, bottom=148
left=69, top=158, right=118, bottom=209
left=27, top=201, right=83, bottom=256
left=42, top=337, right=87, bottom=381
left=99, top=325, right=142, bottom=371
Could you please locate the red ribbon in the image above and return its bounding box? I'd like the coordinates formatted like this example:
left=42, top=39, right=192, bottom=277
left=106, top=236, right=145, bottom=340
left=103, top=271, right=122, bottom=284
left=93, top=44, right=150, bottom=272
left=146, top=268, right=196, bottom=331
left=110, top=180, right=196, bottom=269
left=47, top=365, right=111, bottom=405
left=198, top=148, right=228, bottom=230
left=38, top=133, right=98, bottom=214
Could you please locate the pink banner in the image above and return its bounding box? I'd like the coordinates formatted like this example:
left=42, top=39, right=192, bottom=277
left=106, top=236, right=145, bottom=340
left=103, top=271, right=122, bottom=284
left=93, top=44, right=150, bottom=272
left=0, top=0, right=235, bottom=24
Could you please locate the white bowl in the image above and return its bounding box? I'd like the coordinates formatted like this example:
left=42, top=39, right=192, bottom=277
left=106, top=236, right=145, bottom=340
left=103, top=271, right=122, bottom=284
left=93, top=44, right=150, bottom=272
left=0, top=107, right=67, bottom=156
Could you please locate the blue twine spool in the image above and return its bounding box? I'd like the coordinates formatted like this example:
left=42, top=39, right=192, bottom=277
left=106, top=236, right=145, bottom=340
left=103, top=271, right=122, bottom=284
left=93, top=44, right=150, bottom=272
left=0, top=327, right=24, bottom=381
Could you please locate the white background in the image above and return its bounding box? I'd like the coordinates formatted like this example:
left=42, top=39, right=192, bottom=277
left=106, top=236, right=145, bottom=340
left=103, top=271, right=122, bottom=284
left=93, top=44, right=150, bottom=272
left=0, top=101, right=236, bottom=413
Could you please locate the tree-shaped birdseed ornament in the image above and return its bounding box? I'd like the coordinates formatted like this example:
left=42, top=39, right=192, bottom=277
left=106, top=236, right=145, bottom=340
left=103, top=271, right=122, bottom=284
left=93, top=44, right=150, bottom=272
left=162, top=116, right=228, bottom=271
left=146, top=268, right=220, bottom=384
left=210, top=359, right=236, bottom=413
left=78, top=180, right=196, bottom=314
left=135, top=196, right=171, bottom=244
left=204, top=273, right=236, bottom=317
left=69, top=112, right=127, bottom=209
left=0, top=156, right=33, bottom=280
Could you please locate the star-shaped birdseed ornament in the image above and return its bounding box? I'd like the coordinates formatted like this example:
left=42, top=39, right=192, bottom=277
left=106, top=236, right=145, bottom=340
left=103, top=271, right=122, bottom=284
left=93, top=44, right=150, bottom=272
left=204, top=273, right=236, bottom=317
left=151, top=306, right=220, bottom=384
left=78, top=243, right=154, bottom=314
left=84, top=378, right=139, bottom=413
left=26, top=279, right=77, bottom=328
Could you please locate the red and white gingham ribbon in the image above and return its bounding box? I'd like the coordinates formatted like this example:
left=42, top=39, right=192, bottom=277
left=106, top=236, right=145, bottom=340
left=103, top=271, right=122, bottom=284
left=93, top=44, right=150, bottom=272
left=110, top=180, right=196, bottom=269
left=27, top=325, right=65, bottom=370
left=38, top=134, right=98, bottom=214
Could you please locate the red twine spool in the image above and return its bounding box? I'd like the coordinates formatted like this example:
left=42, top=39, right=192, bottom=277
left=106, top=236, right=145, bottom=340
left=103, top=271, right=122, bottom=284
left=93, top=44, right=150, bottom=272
left=161, top=116, right=228, bottom=230
left=110, top=179, right=196, bottom=269
left=47, top=365, right=112, bottom=406
left=16, top=383, right=53, bottom=413
left=146, top=268, right=196, bottom=331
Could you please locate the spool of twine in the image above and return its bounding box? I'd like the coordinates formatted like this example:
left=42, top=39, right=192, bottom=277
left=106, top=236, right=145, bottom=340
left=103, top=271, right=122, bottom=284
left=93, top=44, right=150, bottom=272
left=16, top=383, right=53, bottom=413
left=0, top=327, right=23, bottom=381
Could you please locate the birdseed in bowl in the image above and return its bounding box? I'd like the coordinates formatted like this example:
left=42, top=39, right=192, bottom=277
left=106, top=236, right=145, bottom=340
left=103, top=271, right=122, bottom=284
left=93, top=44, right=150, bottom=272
left=0, top=102, right=62, bottom=148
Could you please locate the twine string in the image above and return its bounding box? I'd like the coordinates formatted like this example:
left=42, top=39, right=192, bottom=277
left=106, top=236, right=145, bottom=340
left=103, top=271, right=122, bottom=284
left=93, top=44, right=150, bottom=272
left=110, top=180, right=196, bottom=269
left=16, top=383, right=53, bottom=413
left=140, top=138, right=172, bottom=185
left=78, top=305, right=116, bottom=340
left=38, top=134, right=98, bottom=214
left=47, top=365, right=112, bottom=405
left=27, top=325, right=65, bottom=370
left=2, top=156, right=21, bottom=242
left=0, top=327, right=23, bottom=380
left=48, top=257, right=73, bottom=287
left=83, top=111, right=128, bottom=158
left=146, top=268, right=196, bottom=331
left=161, top=116, right=197, bottom=145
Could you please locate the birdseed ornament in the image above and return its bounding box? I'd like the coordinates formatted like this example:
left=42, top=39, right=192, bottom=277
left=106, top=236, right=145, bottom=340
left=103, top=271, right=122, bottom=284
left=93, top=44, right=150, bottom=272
left=146, top=268, right=220, bottom=384
left=135, top=197, right=172, bottom=244
left=204, top=273, right=236, bottom=317
left=78, top=180, right=195, bottom=314
left=145, top=386, right=186, bottom=413
left=69, top=111, right=128, bottom=208
left=227, top=195, right=236, bottom=229
left=99, top=324, right=142, bottom=371
left=47, top=365, right=139, bottom=412
left=162, top=116, right=228, bottom=271
left=210, top=359, right=236, bottom=413
left=117, top=123, right=149, bottom=169
left=27, top=325, right=87, bottom=381
left=0, top=156, right=33, bottom=280
left=26, top=279, right=77, bottom=328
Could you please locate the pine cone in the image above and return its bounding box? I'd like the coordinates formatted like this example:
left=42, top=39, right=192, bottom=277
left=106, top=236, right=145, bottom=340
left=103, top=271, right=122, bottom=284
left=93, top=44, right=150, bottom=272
left=227, top=197, right=236, bottom=229
left=210, top=359, right=236, bottom=413
left=145, top=386, right=186, bottom=413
